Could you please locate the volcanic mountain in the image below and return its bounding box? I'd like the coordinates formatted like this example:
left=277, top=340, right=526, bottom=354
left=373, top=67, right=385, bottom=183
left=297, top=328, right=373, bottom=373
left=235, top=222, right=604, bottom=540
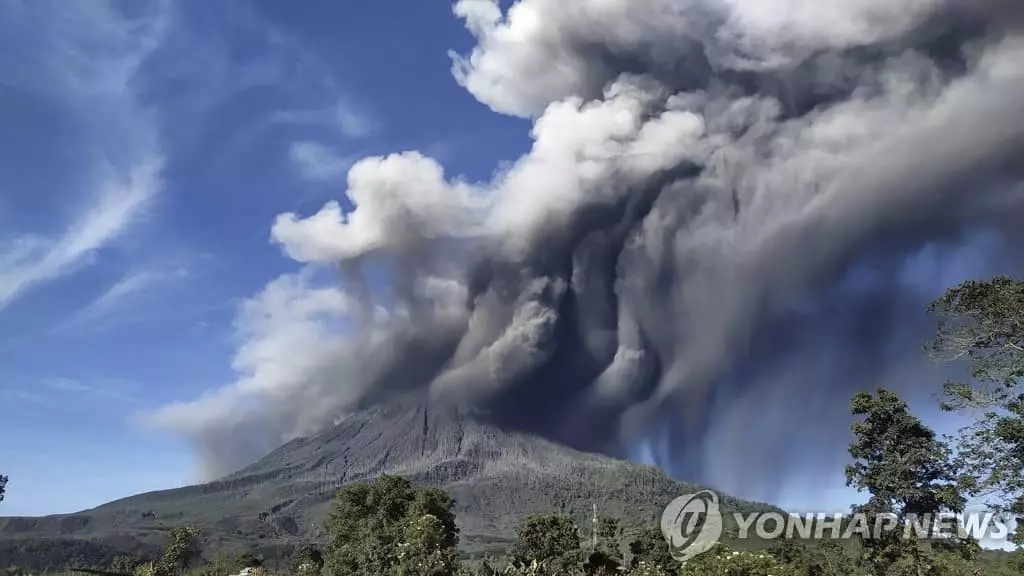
left=0, top=396, right=779, bottom=570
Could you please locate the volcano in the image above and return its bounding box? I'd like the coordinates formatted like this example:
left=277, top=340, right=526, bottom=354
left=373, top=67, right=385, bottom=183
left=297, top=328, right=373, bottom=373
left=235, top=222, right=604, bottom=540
left=0, top=395, right=777, bottom=570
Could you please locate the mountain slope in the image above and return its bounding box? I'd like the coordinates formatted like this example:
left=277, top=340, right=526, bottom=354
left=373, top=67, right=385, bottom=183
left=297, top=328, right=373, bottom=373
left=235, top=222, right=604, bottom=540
left=0, top=396, right=780, bottom=570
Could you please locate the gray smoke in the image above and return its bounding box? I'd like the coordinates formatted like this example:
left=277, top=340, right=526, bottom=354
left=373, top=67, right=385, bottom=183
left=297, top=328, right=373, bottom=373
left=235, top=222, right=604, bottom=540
left=149, top=0, right=1024, bottom=504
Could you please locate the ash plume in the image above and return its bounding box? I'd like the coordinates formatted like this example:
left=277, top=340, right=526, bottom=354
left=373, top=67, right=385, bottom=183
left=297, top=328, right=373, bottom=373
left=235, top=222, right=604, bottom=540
left=149, top=0, right=1024, bottom=504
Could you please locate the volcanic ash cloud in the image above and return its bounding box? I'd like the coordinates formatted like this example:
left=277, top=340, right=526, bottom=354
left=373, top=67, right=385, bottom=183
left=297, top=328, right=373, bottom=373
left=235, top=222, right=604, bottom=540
left=149, top=0, right=1024, bottom=503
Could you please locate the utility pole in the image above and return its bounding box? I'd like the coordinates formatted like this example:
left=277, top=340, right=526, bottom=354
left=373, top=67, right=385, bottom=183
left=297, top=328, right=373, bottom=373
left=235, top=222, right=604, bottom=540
left=591, top=502, right=598, bottom=551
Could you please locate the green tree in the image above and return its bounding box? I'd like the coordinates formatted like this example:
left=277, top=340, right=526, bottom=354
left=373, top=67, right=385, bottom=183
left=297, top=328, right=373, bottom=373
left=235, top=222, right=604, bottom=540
left=111, top=554, right=141, bottom=574
left=768, top=539, right=863, bottom=576
left=154, top=525, right=201, bottom=576
left=766, top=539, right=815, bottom=573
left=295, top=544, right=324, bottom=575
left=410, top=487, right=459, bottom=551
left=926, top=275, right=1024, bottom=544
left=676, top=544, right=799, bottom=576
left=396, top=513, right=460, bottom=576
left=845, top=389, right=973, bottom=576
left=626, top=526, right=678, bottom=573
left=509, top=514, right=581, bottom=575
left=0, top=474, right=7, bottom=502
left=323, top=474, right=459, bottom=576
left=812, top=540, right=865, bottom=576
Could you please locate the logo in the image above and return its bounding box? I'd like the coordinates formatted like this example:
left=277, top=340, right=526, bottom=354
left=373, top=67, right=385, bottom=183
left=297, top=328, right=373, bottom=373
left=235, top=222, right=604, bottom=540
left=660, top=490, right=723, bottom=562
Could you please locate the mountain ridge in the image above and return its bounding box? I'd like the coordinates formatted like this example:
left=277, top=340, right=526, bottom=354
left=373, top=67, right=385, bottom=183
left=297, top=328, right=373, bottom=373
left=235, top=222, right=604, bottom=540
left=0, top=396, right=781, bottom=571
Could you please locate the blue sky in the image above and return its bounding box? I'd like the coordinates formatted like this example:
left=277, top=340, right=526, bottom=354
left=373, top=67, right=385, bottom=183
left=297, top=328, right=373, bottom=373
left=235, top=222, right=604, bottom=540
left=0, top=0, right=528, bottom=516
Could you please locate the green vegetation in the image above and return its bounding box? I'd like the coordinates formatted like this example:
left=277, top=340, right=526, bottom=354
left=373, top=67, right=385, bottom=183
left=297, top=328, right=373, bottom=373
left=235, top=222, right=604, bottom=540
left=321, top=474, right=458, bottom=576
left=507, top=515, right=581, bottom=574
left=926, top=275, right=1024, bottom=546
left=2, top=276, right=1024, bottom=575
left=845, top=389, right=976, bottom=575
left=1, top=474, right=7, bottom=502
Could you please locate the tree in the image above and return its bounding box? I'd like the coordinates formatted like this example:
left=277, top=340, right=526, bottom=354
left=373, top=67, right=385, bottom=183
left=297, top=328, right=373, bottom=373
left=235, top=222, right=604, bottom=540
left=154, top=525, right=201, bottom=576
left=676, top=544, right=799, bottom=576
left=396, top=513, right=460, bottom=576
left=324, top=475, right=414, bottom=576
left=509, top=514, right=581, bottom=575
left=926, top=275, right=1024, bottom=544
left=110, top=555, right=141, bottom=574
left=626, top=526, right=678, bottom=573
left=767, top=539, right=862, bottom=576
left=409, top=487, right=459, bottom=551
left=845, top=389, right=972, bottom=575
left=809, top=540, right=863, bottom=576
left=0, top=475, right=7, bottom=502
left=295, top=544, right=324, bottom=576
left=766, top=539, right=812, bottom=572
left=323, top=474, right=459, bottom=576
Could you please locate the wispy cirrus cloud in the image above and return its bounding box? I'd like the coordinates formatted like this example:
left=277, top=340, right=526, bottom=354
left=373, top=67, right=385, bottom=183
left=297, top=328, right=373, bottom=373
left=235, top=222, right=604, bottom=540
left=333, top=99, right=374, bottom=139
left=276, top=99, right=376, bottom=183
left=272, top=98, right=375, bottom=140
left=0, top=389, right=45, bottom=405
left=289, top=141, right=358, bottom=182
left=41, top=377, right=93, bottom=393
left=0, top=163, right=163, bottom=312
left=0, top=0, right=171, bottom=313
left=55, top=264, right=190, bottom=334
left=41, top=376, right=139, bottom=404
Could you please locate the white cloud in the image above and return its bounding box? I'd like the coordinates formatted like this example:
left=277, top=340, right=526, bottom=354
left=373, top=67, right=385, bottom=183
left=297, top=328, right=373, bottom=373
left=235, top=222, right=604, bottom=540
left=273, top=98, right=375, bottom=139
left=41, top=377, right=92, bottom=393
left=449, top=0, right=699, bottom=116
left=0, top=161, right=162, bottom=311
left=139, top=263, right=469, bottom=477
left=276, top=77, right=709, bottom=263
left=140, top=270, right=362, bottom=460
left=152, top=271, right=356, bottom=421
left=284, top=98, right=376, bottom=182
left=448, top=0, right=950, bottom=117
left=274, top=151, right=486, bottom=262
left=333, top=99, right=374, bottom=139
left=55, top=264, right=190, bottom=333
left=717, top=0, right=943, bottom=49
left=0, top=1, right=170, bottom=312
left=0, top=390, right=45, bottom=405
left=38, top=375, right=139, bottom=404
left=289, top=141, right=357, bottom=182
left=272, top=80, right=710, bottom=266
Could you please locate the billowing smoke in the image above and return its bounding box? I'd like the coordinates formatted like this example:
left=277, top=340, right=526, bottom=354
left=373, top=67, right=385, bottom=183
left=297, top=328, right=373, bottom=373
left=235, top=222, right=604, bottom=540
left=148, top=0, right=1024, bottom=504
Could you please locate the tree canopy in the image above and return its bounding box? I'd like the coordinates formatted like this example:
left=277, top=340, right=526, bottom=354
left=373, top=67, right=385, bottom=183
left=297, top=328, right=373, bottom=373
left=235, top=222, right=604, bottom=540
left=927, top=275, right=1024, bottom=544
left=846, top=389, right=976, bottom=575
left=323, top=474, right=459, bottom=576
left=509, top=514, right=582, bottom=575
